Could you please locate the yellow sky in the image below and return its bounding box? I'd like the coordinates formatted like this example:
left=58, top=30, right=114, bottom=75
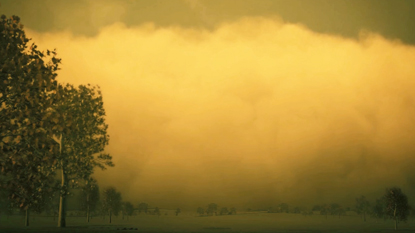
left=26, top=16, right=415, bottom=209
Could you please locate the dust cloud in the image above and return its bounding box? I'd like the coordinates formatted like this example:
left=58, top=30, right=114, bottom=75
left=26, top=17, right=415, bottom=210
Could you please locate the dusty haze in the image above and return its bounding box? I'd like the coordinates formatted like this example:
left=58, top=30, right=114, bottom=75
left=25, top=16, right=415, bottom=210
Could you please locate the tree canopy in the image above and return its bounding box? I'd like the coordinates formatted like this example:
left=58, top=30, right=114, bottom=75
left=0, top=13, right=113, bottom=227
left=384, top=187, right=410, bottom=230
left=53, top=84, right=113, bottom=180
left=206, top=203, right=217, bottom=216
left=101, top=187, right=122, bottom=223
left=137, top=202, right=148, bottom=214
left=0, top=14, right=61, bottom=219
left=78, top=178, right=100, bottom=222
left=123, top=201, right=134, bottom=219
left=355, top=195, right=370, bottom=222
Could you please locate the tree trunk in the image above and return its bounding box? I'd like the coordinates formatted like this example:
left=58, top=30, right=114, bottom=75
left=25, top=209, right=29, bottom=227
left=394, top=204, right=397, bottom=230
left=58, top=134, right=67, bottom=228
left=109, top=210, right=112, bottom=223
left=58, top=166, right=67, bottom=227
left=87, top=193, right=90, bottom=223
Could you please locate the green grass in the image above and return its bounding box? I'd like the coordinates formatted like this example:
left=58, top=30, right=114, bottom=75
left=1, top=212, right=415, bottom=233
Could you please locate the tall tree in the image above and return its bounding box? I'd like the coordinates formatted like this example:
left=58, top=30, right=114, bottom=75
left=320, top=204, right=330, bottom=219
left=78, top=178, right=100, bottom=223
left=384, top=187, right=410, bottom=230
left=329, top=203, right=339, bottom=216
left=154, top=207, right=160, bottom=216
left=0, top=14, right=62, bottom=226
left=312, top=205, right=321, bottom=212
left=220, top=207, right=228, bottom=215
left=137, top=202, right=148, bottom=214
left=355, top=195, right=370, bottom=222
left=0, top=13, right=112, bottom=228
left=206, top=203, right=217, bottom=216
left=278, top=203, right=289, bottom=213
left=123, top=202, right=134, bottom=220
left=197, top=207, right=204, bottom=216
left=52, top=84, right=113, bottom=227
left=102, top=187, right=122, bottom=223
left=337, top=205, right=346, bottom=218
left=175, top=208, right=181, bottom=216
left=372, top=197, right=387, bottom=221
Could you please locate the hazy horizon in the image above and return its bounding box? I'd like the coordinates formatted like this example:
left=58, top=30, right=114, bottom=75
left=2, top=0, right=415, bottom=211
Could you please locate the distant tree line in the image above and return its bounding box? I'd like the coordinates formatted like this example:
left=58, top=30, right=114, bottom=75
left=255, top=186, right=411, bottom=231
left=196, top=203, right=237, bottom=216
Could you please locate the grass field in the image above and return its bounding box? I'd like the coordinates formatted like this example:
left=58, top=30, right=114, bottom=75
left=1, top=212, right=415, bottom=233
